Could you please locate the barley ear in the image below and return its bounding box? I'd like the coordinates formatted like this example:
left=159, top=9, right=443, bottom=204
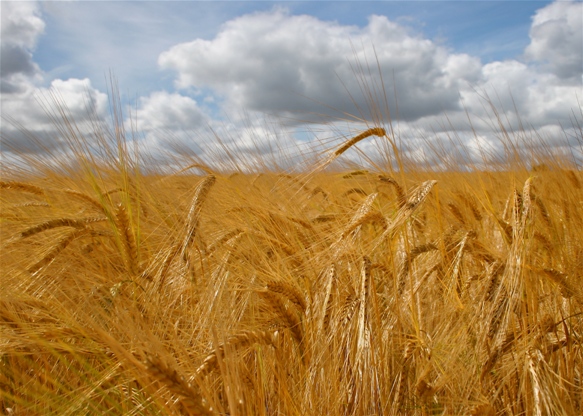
left=182, top=175, right=216, bottom=256
left=259, top=290, right=303, bottom=345
left=116, top=203, right=139, bottom=276
left=378, top=175, right=406, bottom=207
left=194, top=330, right=278, bottom=380
left=266, top=280, right=307, bottom=312
left=314, top=128, right=386, bottom=173
left=20, top=217, right=106, bottom=238
left=373, top=180, right=437, bottom=252
left=0, top=181, right=45, bottom=195
left=145, top=354, right=215, bottom=416
left=28, top=229, right=88, bottom=273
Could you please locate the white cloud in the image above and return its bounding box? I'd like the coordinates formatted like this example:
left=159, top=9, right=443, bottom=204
left=159, top=9, right=482, bottom=123
left=525, top=0, right=582, bottom=82
left=157, top=2, right=580, bottom=157
left=0, top=1, right=44, bottom=93
left=1, top=1, right=45, bottom=48
left=134, top=91, right=207, bottom=132
left=2, top=78, right=108, bottom=153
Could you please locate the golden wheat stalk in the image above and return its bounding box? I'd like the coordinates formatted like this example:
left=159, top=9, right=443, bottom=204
left=337, top=293, right=358, bottom=329
left=565, top=169, right=581, bottom=189
left=341, top=210, right=386, bottom=240
left=327, top=192, right=379, bottom=260
left=309, top=186, right=329, bottom=201
left=249, top=231, right=296, bottom=258
left=342, top=187, right=368, bottom=198
left=480, top=331, right=516, bottom=383
left=469, top=403, right=496, bottom=416
left=451, top=231, right=472, bottom=297
left=159, top=163, right=215, bottom=182
left=448, top=202, right=467, bottom=226
left=311, top=213, right=337, bottom=223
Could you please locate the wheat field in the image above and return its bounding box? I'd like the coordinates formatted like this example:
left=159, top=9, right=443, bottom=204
left=1, top=101, right=582, bottom=415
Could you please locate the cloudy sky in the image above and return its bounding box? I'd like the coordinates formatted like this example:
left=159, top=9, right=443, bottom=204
left=1, top=0, right=582, bottom=170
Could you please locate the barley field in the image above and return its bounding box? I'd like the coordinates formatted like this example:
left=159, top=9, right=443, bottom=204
left=1, top=105, right=582, bottom=415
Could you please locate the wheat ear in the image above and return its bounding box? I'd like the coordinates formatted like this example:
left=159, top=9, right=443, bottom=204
left=469, top=403, right=496, bottom=416
left=373, top=180, right=437, bottom=252
left=542, top=268, right=583, bottom=304
left=334, top=128, right=386, bottom=157
left=174, top=163, right=215, bottom=176
left=355, top=256, right=372, bottom=363
left=116, top=203, right=139, bottom=276
left=398, top=243, right=438, bottom=294
left=182, top=175, right=216, bottom=256
left=259, top=290, right=303, bottom=345
left=341, top=192, right=378, bottom=239
left=342, top=169, right=369, bottom=178
left=60, top=188, right=108, bottom=214
left=0, top=181, right=45, bottom=195
left=20, top=217, right=106, bottom=238
left=458, top=192, right=483, bottom=221
left=10, top=202, right=50, bottom=208
left=194, top=330, right=278, bottom=380
left=145, top=354, right=215, bottom=416
left=27, top=229, right=87, bottom=273
left=266, top=280, right=307, bottom=312
left=378, top=175, right=406, bottom=207
left=447, top=202, right=467, bottom=226
left=565, top=169, right=581, bottom=189
left=314, top=128, right=386, bottom=173
left=318, top=264, right=336, bottom=333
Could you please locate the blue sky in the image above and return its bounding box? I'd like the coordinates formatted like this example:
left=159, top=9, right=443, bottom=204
left=1, top=1, right=582, bottom=168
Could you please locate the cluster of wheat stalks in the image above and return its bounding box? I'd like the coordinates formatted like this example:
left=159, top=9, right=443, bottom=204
left=1, top=125, right=582, bottom=415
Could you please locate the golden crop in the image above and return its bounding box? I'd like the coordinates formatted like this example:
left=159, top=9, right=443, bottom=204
left=1, top=100, right=582, bottom=415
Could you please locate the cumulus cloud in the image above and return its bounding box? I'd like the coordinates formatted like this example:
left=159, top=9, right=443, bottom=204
left=2, top=78, right=108, bottom=153
left=1, top=3, right=111, bottom=155
left=158, top=3, right=580, bottom=148
left=159, top=9, right=483, bottom=123
left=134, top=91, right=207, bottom=132
left=524, top=0, right=582, bottom=82
left=0, top=1, right=44, bottom=93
